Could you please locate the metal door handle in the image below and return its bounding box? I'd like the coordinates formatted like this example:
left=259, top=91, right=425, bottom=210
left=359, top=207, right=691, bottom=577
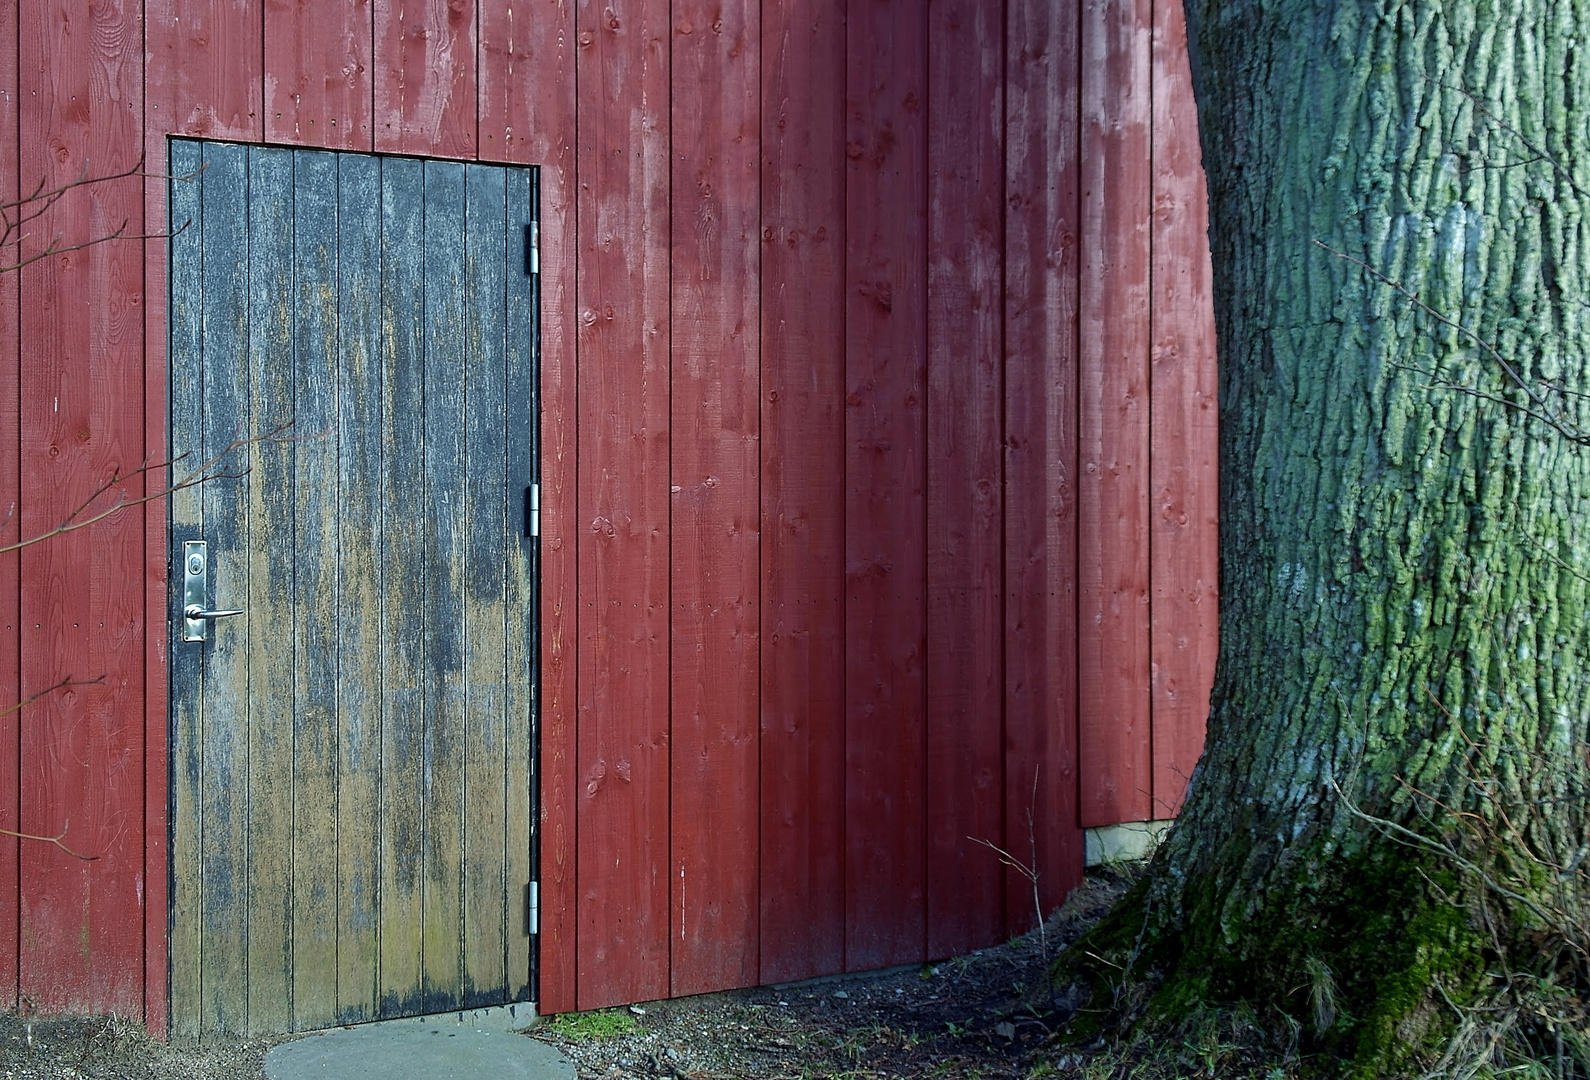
left=182, top=540, right=243, bottom=642
left=184, top=605, right=244, bottom=622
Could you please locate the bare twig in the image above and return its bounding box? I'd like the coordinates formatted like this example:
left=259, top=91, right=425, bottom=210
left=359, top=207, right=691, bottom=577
left=0, top=421, right=296, bottom=557
left=0, top=820, right=97, bottom=861
left=0, top=674, right=107, bottom=720
left=1315, top=240, right=1590, bottom=445
left=969, top=766, right=1047, bottom=960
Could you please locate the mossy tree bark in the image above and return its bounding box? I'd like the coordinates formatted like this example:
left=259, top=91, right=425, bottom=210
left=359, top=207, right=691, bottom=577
left=1139, top=0, right=1590, bottom=1066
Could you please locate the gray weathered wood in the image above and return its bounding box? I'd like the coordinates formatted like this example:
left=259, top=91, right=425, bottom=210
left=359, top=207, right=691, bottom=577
left=462, top=163, right=510, bottom=1006
left=170, top=145, right=539, bottom=1035
left=292, top=147, right=343, bottom=1031
left=504, top=167, right=537, bottom=1003
left=420, top=159, right=469, bottom=1010
left=336, top=149, right=383, bottom=1024
left=377, top=154, right=428, bottom=1016
left=197, top=139, right=253, bottom=1037
left=245, top=144, right=297, bottom=1038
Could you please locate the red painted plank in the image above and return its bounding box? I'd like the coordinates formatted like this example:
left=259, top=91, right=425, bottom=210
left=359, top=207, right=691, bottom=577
left=478, top=0, right=558, bottom=164
left=142, top=5, right=176, bottom=1036
left=1005, top=0, right=1085, bottom=925
left=925, top=0, right=1005, bottom=960
left=0, top=0, right=19, bottom=1011
left=757, top=0, right=845, bottom=987
left=374, top=0, right=477, bottom=158
left=844, top=0, right=928, bottom=972
left=488, top=0, right=580, bottom=1016
left=145, top=0, right=263, bottom=141
left=574, top=0, right=671, bottom=1010
left=1078, top=0, right=1153, bottom=828
left=264, top=0, right=374, bottom=149
left=1149, top=0, right=1216, bottom=819
left=17, top=0, right=147, bottom=1014
left=668, top=0, right=759, bottom=998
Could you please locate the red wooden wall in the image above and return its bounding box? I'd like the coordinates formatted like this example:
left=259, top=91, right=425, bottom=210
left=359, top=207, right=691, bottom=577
left=0, top=0, right=1217, bottom=1029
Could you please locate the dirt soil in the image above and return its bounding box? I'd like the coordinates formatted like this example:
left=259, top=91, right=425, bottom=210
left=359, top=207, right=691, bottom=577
left=0, top=872, right=1129, bottom=1080
left=530, top=872, right=1129, bottom=1080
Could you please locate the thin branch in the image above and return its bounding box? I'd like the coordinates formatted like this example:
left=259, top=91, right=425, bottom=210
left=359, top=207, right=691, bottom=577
left=0, top=421, right=297, bottom=557
left=0, top=821, right=98, bottom=861
left=1427, top=77, right=1590, bottom=202
left=1327, top=772, right=1563, bottom=933
left=0, top=674, right=106, bottom=720
left=1315, top=241, right=1587, bottom=443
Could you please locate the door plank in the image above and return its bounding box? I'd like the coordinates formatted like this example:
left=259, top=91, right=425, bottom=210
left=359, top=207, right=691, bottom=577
left=244, top=145, right=298, bottom=1038
left=756, top=0, right=846, bottom=986
left=290, top=149, right=344, bottom=1031
left=377, top=155, right=429, bottom=1015
left=195, top=141, right=253, bottom=1036
left=502, top=167, right=538, bottom=1004
left=420, top=160, right=470, bottom=1009
left=462, top=163, right=511, bottom=1006
left=335, top=150, right=384, bottom=1023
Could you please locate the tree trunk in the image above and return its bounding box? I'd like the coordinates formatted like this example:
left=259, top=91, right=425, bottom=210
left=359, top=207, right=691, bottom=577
left=1130, top=0, right=1590, bottom=1068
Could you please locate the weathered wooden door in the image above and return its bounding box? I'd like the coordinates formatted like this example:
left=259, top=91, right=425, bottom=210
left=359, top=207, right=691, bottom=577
left=167, top=140, right=539, bottom=1037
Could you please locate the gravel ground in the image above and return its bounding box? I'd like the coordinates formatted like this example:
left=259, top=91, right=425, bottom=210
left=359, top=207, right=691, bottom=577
left=0, top=872, right=1129, bottom=1080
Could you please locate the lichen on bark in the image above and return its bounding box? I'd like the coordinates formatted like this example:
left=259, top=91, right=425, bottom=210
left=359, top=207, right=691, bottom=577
left=1111, top=0, right=1590, bottom=1071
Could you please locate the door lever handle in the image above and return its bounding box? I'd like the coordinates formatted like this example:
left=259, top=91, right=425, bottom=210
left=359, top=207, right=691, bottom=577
left=181, top=540, right=243, bottom=642
left=184, top=605, right=244, bottom=622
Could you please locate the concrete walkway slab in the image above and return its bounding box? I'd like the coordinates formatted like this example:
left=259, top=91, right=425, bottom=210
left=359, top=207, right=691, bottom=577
left=265, top=1024, right=575, bottom=1080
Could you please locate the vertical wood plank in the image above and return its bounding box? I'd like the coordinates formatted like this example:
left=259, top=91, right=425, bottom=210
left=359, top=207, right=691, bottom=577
left=264, top=0, right=374, bottom=149
left=421, top=159, right=469, bottom=1010
left=374, top=0, right=478, bottom=158
left=1148, top=0, right=1216, bottom=819
left=461, top=163, right=510, bottom=1007
left=478, top=0, right=548, bottom=164
left=165, top=138, right=207, bottom=1039
left=378, top=155, right=428, bottom=1016
left=290, top=149, right=342, bottom=1031
left=142, top=12, right=175, bottom=1041
left=17, top=0, right=147, bottom=1014
left=757, top=0, right=845, bottom=987
left=245, top=145, right=297, bottom=1038
left=575, top=0, right=671, bottom=1009
left=502, top=166, right=538, bottom=1006
left=146, top=0, right=263, bottom=140
left=669, top=0, right=760, bottom=998
left=335, top=151, right=383, bottom=1023
left=1005, top=0, right=1086, bottom=924
left=844, top=0, right=929, bottom=972
left=1078, top=0, right=1153, bottom=828
left=195, top=143, right=255, bottom=1038
left=0, top=0, right=20, bottom=1009
left=926, top=0, right=1006, bottom=959
left=510, top=0, right=580, bottom=1013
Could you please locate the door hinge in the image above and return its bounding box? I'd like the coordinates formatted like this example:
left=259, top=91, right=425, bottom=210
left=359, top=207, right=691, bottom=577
left=526, top=881, right=540, bottom=936
left=525, top=484, right=540, bottom=538
left=524, top=222, right=540, bottom=276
